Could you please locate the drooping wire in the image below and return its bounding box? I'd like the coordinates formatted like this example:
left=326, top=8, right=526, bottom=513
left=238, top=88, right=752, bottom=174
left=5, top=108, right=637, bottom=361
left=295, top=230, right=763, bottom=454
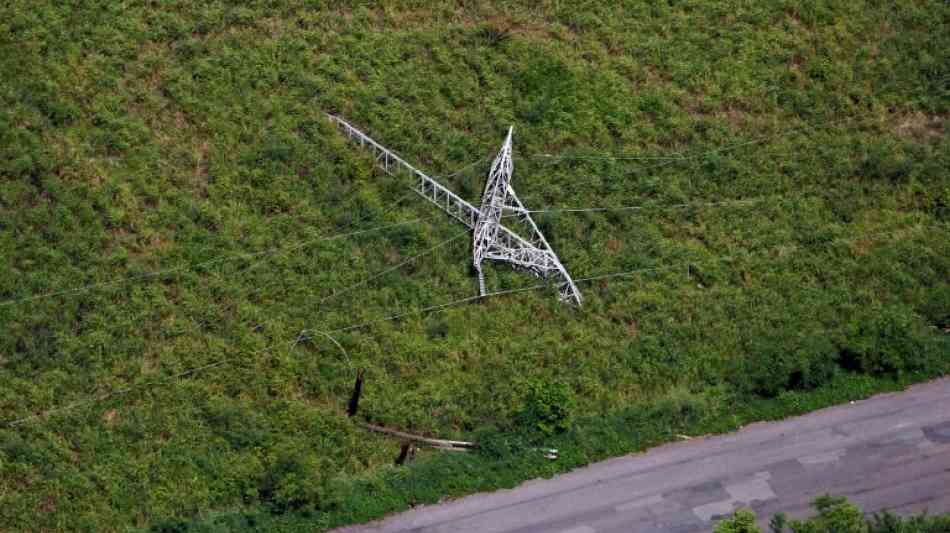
left=0, top=183, right=909, bottom=395
left=0, top=190, right=438, bottom=393
left=5, top=227, right=472, bottom=427
left=0, top=108, right=857, bottom=309
left=6, top=222, right=938, bottom=428
left=521, top=71, right=934, bottom=165
left=311, top=229, right=469, bottom=309
left=4, top=100, right=942, bottom=425
left=0, top=154, right=487, bottom=309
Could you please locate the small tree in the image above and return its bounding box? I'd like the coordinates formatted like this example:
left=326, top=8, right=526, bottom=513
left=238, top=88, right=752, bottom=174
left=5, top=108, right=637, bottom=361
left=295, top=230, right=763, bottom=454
left=715, top=508, right=762, bottom=533
left=721, top=496, right=876, bottom=533
left=788, top=495, right=867, bottom=533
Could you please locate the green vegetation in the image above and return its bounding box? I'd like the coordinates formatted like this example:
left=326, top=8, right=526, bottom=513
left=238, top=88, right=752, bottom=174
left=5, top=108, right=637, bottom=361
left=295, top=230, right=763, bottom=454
left=518, top=377, right=576, bottom=436
left=0, top=1, right=947, bottom=531
left=715, top=495, right=950, bottom=533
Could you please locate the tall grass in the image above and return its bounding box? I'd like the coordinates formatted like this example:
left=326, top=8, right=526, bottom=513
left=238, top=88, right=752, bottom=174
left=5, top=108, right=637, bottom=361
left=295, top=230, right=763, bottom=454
left=0, top=1, right=947, bottom=530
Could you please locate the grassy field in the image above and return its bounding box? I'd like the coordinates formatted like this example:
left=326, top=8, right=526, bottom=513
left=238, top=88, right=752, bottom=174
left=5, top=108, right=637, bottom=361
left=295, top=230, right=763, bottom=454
left=1, top=1, right=948, bottom=531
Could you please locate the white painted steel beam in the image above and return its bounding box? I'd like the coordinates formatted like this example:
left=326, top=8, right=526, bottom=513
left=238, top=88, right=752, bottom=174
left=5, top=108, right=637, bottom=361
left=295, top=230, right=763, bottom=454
left=327, top=114, right=582, bottom=305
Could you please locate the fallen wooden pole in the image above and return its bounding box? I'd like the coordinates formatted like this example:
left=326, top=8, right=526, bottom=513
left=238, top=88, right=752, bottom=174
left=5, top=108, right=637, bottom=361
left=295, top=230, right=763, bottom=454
left=358, top=422, right=475, bottom=451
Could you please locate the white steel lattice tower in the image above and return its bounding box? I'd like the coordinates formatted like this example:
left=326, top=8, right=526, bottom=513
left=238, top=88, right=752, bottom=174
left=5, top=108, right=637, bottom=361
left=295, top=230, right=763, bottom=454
left=327, top=114, right=582, bottom=305
left=472, top=127, right=582, bottom=304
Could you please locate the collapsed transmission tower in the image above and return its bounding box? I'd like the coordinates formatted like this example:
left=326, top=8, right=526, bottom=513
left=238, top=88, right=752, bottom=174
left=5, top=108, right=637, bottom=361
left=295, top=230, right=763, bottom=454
left=326, top=114, right=582, bottom=305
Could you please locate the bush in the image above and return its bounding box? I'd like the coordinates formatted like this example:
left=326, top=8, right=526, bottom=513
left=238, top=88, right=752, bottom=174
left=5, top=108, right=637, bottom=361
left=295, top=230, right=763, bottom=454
left=518, top=378, right=577, bottom=437
left=716, top=496, right=950, bottom=533
left=718, top=495, right=950, bottom=533
left=259, top=444, right=327, bottom=514
left=837, top=306, right=934, bottom=378
left=790, top=495, right=868, bottom=533
left=869, top=511, right=950, bottom=533
left=473, top=425, right=529, bottom=460
left=918, top=285, right=950, bottom=331
left=716, top=508, right=761, bottom=533
left=736, top=332, right=839, bottom=398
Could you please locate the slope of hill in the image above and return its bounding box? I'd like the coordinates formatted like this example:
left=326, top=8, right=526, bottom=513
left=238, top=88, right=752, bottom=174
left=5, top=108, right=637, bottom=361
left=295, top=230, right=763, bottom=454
left=1, top=1, right=947, bottom=531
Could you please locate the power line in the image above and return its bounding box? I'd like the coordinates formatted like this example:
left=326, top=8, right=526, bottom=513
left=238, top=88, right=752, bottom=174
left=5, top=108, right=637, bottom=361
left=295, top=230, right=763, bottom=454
left=0, top=154, right=487, bottom=309
left=0, top=184, right=915, bottom=368
left=0, top=106, right=888, bottom=310
left=0, top=192, right=811, bottom=309
left=324, top=283, right=549, bottom=335
left=522, top=71, right=936, bottom=164
left=522, top=111, right=886, bottom=196
left=244, top=222, right=942, bottom=340
left=0, top=216, right=434, bottom=308
left=0, top=191, right=431, bottom=393
left=6, top=222, right=936, bottom=428
left=312, top=229, right=470, bottom=309
left=524, top=182, right=897, bottom=216
left=8, top=78, right=940, bottom=426
left=5, top=228, right=472, bottom=427
left=509, top=117, right=888, bottom=211
left=2, top=72, right=930, bottom=310
left=263, top=221, right=932, bottom=341
left=433, top=156, right=490, bottom=180
left=0, top=184, right=909, bottom=387
left=526, top=195, right=777, bottom=215
left=524, top=115, right=856, bottom=163
left=5, top=356, right=245, bottom=428
left=3, top=191, right=795, bottom=398
left=195, top=190, right=424, bottom=312
left=0, top=193, right=770, bottom=387
left=617, top=114, right=884, bottom=179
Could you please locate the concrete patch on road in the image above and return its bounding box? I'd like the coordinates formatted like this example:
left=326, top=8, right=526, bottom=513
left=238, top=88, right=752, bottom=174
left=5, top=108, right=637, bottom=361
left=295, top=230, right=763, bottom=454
left=767, top=458, right=807, bottom=479
left=556, top=526, right=596, bottom=533
left=614, top=494, right=665, bottom=513
left=798, top=448, right=846, bottom=466
left=691, top=471, right=777, bottom=523
left=692, top=499, right=737, bottom=522
left=664, top=480, right=730, bottom=508
left=880, top=428, right=926, bottom=447
left=845, top=428, right=928, bottom=464
left=923, top=421, right=950, bottom=444
left=725, top=471, right=776, bottom=503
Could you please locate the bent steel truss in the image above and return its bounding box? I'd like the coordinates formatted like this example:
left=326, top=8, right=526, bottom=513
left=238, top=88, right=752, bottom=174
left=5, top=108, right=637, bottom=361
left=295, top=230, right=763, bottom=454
left=327, top=114, right=582, bottom=305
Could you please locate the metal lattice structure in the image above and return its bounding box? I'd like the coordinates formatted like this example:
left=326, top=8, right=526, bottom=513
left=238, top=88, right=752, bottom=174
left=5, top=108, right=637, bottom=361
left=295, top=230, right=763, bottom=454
left=326, top=114, right=582, bottom=305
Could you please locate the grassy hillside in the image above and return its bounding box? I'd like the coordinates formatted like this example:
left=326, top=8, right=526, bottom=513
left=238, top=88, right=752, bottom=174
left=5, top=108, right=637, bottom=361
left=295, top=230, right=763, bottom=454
left=1, top=1, right=947, bottom=530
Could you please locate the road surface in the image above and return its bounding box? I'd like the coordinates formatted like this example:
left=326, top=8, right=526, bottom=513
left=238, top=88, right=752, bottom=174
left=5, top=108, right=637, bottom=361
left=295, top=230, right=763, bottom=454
left=338, top=378, right=950, bottom=532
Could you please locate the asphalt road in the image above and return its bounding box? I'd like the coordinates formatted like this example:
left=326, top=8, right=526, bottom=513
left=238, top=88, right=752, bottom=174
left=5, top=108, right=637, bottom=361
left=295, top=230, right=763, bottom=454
left=339, top=378, right=950, bottom=533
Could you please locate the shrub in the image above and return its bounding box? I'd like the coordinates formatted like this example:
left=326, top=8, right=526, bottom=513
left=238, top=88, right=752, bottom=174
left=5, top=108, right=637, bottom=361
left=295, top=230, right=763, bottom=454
left=869, top=511, right=950, bottom=533
left=789, top=495, right=868, bottom=533
left=715, top=508, right=761, bottom=533
left=513, top=57, right=579, bottom=126
left=650, top=386, right=719, bottom=425
left=473, top=425, right=529, bottom=460
left=259, top=444, right=326, bottom=514
left=518, top=378, right=577, bottom=437
left=736, top=332, right=839, bottom=398
left=837, top=306, right=933, bottom=378
left=714, top=496, right=950, bottom=533
left=918, top=285, right=950, bottom=332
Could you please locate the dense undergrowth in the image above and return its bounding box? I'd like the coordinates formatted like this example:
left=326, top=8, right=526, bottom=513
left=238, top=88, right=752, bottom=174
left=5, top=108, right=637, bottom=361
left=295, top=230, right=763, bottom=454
left=0, top=1, right=947, bottom=531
